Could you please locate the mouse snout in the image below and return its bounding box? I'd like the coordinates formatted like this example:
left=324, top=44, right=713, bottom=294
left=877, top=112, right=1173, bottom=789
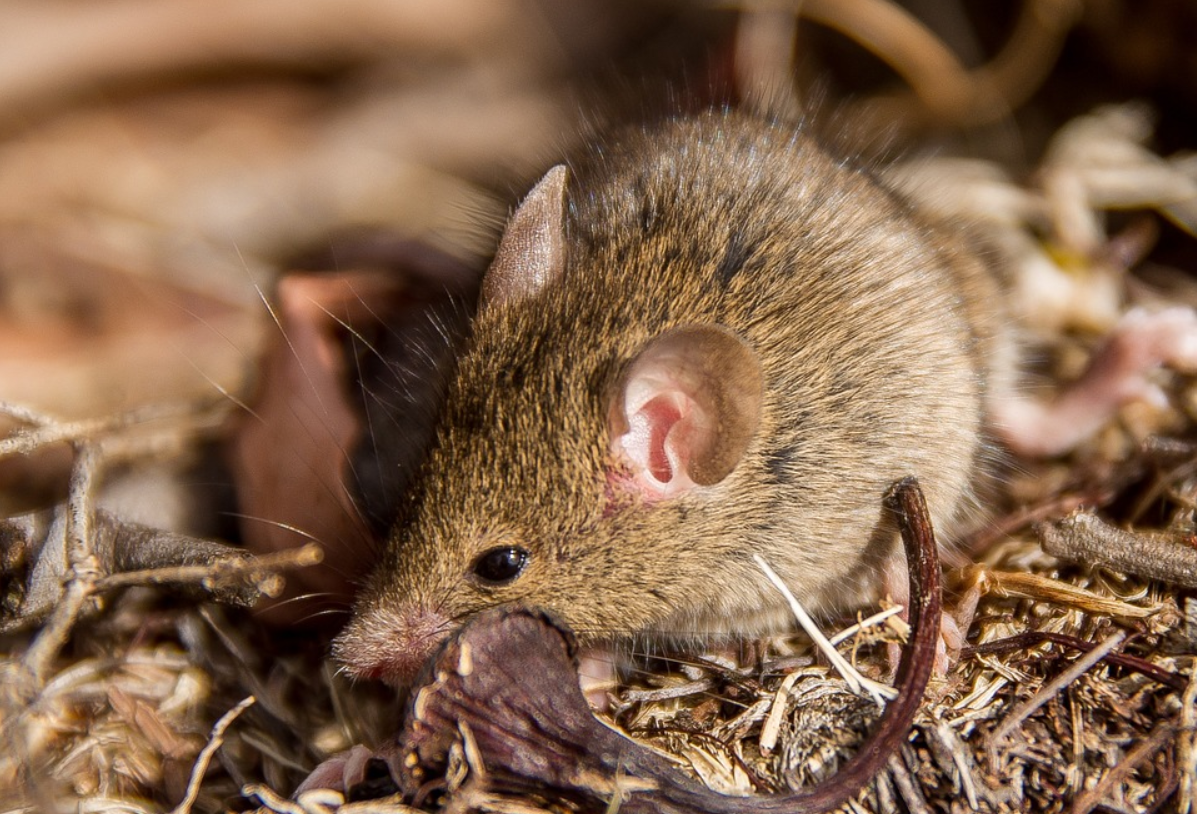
left=332, top=605, right=455, bottom=686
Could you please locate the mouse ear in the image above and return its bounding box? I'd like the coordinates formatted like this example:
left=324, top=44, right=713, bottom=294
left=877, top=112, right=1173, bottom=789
left=610, top=325, right=763, bottom=499
left=480, top=165, right=568, bottom=309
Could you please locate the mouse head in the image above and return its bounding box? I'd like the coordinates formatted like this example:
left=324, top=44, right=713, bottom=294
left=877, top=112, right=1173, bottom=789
left=333, top=166, right=764, bottom=685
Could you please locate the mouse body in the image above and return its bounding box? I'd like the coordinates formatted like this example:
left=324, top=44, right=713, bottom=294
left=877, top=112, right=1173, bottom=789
left=333, top=109, right=1009, bottom=684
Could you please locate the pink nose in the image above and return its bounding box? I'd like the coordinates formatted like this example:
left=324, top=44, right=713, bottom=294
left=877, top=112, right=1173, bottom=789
left=332, top=606, right=454, bottom=686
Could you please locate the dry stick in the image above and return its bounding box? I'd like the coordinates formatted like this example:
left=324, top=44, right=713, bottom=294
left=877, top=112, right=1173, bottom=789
left=965, top=0, right=1080, bottom=120
left=170, top=696, right=256, bottom=814
left=964, top=565, right=1156, bottom=619
left=1070, top=719, right=1175, bottom=814
left=759, top=670, right=804, bottom=756
left=0, top=399, right=222, bottom=459
left=963, top=631, right=1186, bottom=693
left=801, top=0, right=973, bottom=117
left=1038, top=511, right=1197, bottom=589
left=963, top=488, right=1109, bottom=555
left=95, top=541, right=323, bottom=594
left=931, top=721, right=981, bottom=810
left=0, top=400, right=55, bottom=425
left=334, top=797, right=425, bottom=814
left=755, top=555, right=897, bottom=705
left=243, top=784, right=307, bottom=814
left=15, top=443, right=103, bottom=695
left=828, top=605, right=905, bottom=646
left=887, top=751, right=932, bottom=814
left=986, top=630, right=1127, bottom=767
left=621, top=678, right=717, bottom=705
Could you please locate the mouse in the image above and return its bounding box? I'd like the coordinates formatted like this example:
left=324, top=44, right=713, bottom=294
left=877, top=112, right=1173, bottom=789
left=329, top=107, right=1014, bottom=685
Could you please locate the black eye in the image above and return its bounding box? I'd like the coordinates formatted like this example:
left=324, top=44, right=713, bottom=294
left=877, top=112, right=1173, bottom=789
left=471, top=547, right=529, bottom=585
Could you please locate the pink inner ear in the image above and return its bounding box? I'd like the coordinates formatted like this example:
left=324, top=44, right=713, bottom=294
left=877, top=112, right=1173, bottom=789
left=616, top=385, right=700, bottom=500
left=610, top=324, right=762, bottom=501
left=629, top=394, right=684, bottom=484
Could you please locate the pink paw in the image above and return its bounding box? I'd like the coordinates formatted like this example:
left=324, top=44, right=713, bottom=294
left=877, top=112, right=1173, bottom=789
left=577, top=648, right=617, bottom=712
left=885, top=556, right=974, bottom=678
left=1100, top=307, right=1197, bottom=406
left=293, top=743, right=401, bottom=799
left=886, top=612, right=963, bottom=679
left=997, top=306, right=1197, bottom=457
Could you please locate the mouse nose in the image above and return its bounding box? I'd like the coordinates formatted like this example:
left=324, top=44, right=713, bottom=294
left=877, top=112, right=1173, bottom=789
left=332, top=606, right=453, bottom=686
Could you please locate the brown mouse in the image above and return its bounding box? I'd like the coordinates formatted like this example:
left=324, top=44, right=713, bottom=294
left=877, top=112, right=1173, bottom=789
left=332, top=109, right=1009, bottom=684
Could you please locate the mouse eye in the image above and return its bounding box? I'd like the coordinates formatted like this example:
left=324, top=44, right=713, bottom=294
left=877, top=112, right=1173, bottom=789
left=471, top=546, right=529, bottom=585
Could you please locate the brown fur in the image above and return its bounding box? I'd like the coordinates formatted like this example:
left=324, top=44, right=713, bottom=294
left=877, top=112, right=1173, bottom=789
left=334, top=109, right=1007, bottom=680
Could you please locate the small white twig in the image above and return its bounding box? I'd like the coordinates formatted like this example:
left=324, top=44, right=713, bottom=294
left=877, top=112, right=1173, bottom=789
left=0, top=400, right=55, bottom=425
left=170, top=695, right=256, bottom=814
left=760, top=669, right=803, bottom=755
left=829, top=605, right=906, bottom=646
left=15, top=444, right=103, bottom=696
left=753, top=554, right=897, bottom=706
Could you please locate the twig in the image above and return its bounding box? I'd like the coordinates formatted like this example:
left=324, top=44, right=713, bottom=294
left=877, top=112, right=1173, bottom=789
left=801, top=0, right=973, bottom=118
left=0, top=399, right=225, bottom=459
left=95, top=541, right=322, bottom=596
left=962, top=631, right=1186, bottom=693
left=828, top=605, right=905, bottom=646
left=1071, top=719, right=1175, bottom=814
left=1038, top=510, right=1197, bottom=589
left=0, top=400, right=55, bottom=425
left=888, top=749, right=933, bottom=814
left=963, top=487, right=1112, bottom=554
left=987, top=630, right=1127, bottom=766
left=759, top=670, right=803, bottom=756
left=14, top=444, right=103, bottom=695
left=799, top=0, right=1079, bottom=129
left=754, top=554, right=897, bottom=705
left=170, top=696, right=256, bottom=814
left=962, top=564, right=1157, bottom=618
left=336, top=796, right=431, bottom=813
left=337, top=798, right=427, bottom=814
left=927, top=721, right=981, bottom=810
left=620, top=678, right=717, bottom=705
left=244, top=783, right=308, bottom=814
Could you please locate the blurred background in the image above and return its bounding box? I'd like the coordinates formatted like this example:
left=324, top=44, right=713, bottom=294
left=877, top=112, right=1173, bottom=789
left=1, top=0, right=1195, bottom=496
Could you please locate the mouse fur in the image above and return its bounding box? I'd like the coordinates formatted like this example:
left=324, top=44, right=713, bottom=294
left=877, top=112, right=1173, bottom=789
left=333, top=109, right=1008, bottom=684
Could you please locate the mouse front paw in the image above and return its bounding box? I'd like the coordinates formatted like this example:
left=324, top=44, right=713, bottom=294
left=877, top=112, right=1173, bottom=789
left=292, top=743, right=402, bottom=801
left=995, top=305, right=1197, bottom=457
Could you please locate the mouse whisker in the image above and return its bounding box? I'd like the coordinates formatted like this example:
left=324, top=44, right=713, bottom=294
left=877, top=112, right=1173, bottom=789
left=292, top=606, right=355, bottom=624
left=223, top=512, right=326, bottom=543
left=250, top=592, right=352, bottom=622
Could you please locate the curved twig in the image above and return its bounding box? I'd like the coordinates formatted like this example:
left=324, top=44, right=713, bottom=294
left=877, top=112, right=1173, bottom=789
left=392, top=476, right=941, bottom=813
